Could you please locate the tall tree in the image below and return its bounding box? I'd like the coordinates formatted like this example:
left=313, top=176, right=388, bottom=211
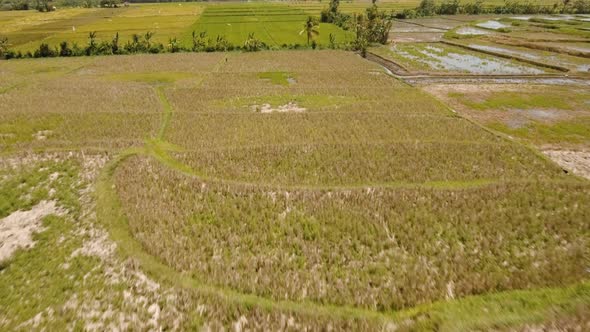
left=300, top=16, right=320, bottom=46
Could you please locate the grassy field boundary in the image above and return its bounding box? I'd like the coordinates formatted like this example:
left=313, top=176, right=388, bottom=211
left=155, top=86, right=173, bottom=140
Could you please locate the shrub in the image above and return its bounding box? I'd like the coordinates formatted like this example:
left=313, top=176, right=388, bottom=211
left=34, top=0, right=55, bottom=12
left=168, top=37, right=180, bottom=53
left=462, top=0, right=486, bottom=14
left=417, top=0, right=437, bottom=16
left=85, top=31, right=98, bottom=55
left=573, top=0, right=590, bottom=12
left=191, top=31, right=207, bottom=52
left=328, top=33, right=336, bottom=49
left=99, top=0, right=119, bottom=7
left=0, top=36, right=9, bottom=58
left=437, top=0, right=461, bottom=14
left=111, top=32, right=119, bottom=54
left=34, top=43, right=56, bottom=57
left=58, top=41, right=72, bottom=56
left=395, top=9, right=418, bottom=19
left=243, top=33, right=265, bottom=52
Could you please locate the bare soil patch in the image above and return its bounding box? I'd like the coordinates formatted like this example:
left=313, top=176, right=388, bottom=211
left=251, top=102, right=306, bottom=113
left=543, top=150, right=590, bottom=179
left=0, top=200, right=63, bottom=263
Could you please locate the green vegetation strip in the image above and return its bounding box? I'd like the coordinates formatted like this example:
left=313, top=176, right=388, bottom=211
left=155, top=86, right=173, bottom=140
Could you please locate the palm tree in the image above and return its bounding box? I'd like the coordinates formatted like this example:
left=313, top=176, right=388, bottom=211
left=300, top=16, right=319, bottom=46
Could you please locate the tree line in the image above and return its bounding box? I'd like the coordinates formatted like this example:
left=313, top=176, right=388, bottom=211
left=0, top=23, right=363, bottom=59
left=398, top=0, right=590, bottom=18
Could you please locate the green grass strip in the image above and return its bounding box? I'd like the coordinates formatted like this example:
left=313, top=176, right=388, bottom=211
left=155, top=86, right=173, bottom=140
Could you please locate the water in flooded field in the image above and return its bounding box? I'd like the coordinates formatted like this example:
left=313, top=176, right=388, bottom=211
left=476, top=21, right=509, bottom=30
left=468, top=43, right=590, bottom=72
left=394, top=44, right=544, bottom=75
left=469, top=44, right=540, bottom=60
left=454, top=27, right=491, bottom=35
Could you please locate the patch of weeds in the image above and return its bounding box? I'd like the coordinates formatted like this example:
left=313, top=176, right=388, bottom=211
left=257, top=72, right=294, bottom=86
left=0, top=158, right=94, bottom=330
left=0, top=214, right=98, bottom=330
left=0, top=158, right=80, bottom=218
left=489, top=117, right=590, bottom=145
left=462, top=92, right=574, bottom=111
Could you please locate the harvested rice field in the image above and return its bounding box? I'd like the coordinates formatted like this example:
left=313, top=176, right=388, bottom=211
left=1, top=5, right=589, bottom=331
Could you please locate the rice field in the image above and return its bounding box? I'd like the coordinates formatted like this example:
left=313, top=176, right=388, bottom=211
left=1, top=7, right=590, bottom=330
left=0, top=56, right=164, bottom=151
left=115, top=155, right=588, bottom=311
left=2, top=1, right=578, bottom=52
left=0, top=2, right=356, bottom=51
left=1, top=4, right=204, bottom=51
left=1, top=50, right=589, bottom=330
left=185, top=3, right=354, bottom=46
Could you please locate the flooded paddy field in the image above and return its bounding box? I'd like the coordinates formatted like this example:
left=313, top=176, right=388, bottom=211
left=438, top=14, right=511, bottom=22
left=370, top=42, right=549, bottom=75
left=390, top=20, right=446, bottom=42
left=453, top=27, right=493, bottom=36
left=476, top=20, right=510, bottom=30
left=388, top=15, right=590, bottom=180
left=499, top=16, right=590, bottom=38
left=398, top=17, right=465, bottom=30
left=391, top=20, right=445, bottom=33
left=532, top=41, right=590, bottom=55
left=390, top=32, right=445, bottom=43
left=462, top=40, right=590, bottom=73
left=504, top=30, right=590, bottom=41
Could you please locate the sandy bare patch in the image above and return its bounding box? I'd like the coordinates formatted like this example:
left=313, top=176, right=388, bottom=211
left=32, top=130, right=53, bottom=141
left=0, top=200, right=62, bottom=262
left=251, top=102, right=306, bottom=113
left=543, top=150, right=590, bottom=179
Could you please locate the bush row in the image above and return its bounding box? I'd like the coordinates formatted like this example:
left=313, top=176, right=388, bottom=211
left=0, top=31, right=357, bottom=60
